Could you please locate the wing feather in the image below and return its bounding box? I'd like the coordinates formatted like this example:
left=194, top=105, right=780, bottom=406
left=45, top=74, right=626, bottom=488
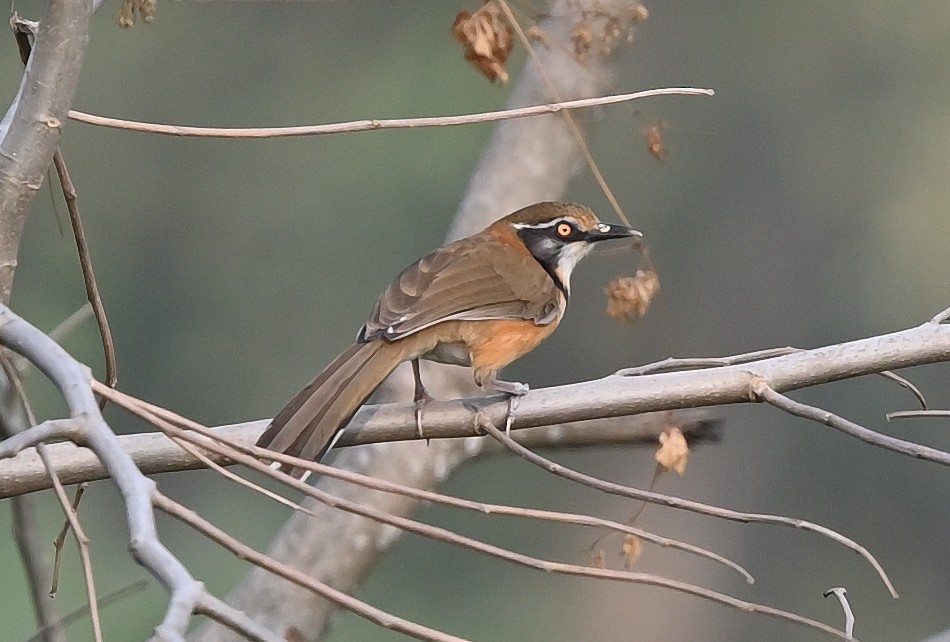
left=360, top=234, right=560, bottom=341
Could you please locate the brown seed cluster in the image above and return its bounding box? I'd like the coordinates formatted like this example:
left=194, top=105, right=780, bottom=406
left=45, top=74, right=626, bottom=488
left=115, top=0, right=155, bottom=27
left=644, top=120, right=668, bottom=164
left=605, top=269, right=660, bottom=322
left=452, top=2, right=515, bottom=83
left=570, top=3, right=649, bottom=60
left=656, top=427, right=689, bottom=476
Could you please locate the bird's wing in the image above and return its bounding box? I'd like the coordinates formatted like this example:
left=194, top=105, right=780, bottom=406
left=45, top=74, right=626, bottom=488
left=359, top=235, right=560, bottom=342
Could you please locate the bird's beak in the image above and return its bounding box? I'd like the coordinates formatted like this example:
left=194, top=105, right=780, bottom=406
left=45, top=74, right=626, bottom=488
left=587, top=223, right=642, bottom=243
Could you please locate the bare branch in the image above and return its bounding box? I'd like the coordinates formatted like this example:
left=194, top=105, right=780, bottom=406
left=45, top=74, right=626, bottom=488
left=0, top=1, right=92, bottom=304
left=157, top=475, right=849, bottom=641
left=42, top=456, right=102, bottom=642
left=49, top=483, right=87, bottom=597
left=0, top=304, right=284, bottom=642
left=153, top=493, right=471, bottom=642
left=52, top=151, right=117, bottom=406
left=0, top=414, right=710, bottom=498
left=66, top=88, right=712, bottom=139
left=823, top=587, right=856, bottom=639
left=23, top=580, right=149, bottom=642
left=473, top=412, right=899, bottom=598
left=888, top=410, right=950, bottom=420
left=751, top=378, right=950, bottom=466
left=931, top=306, right=950, bottom=324
left=99, top=389, right=745, bottom=583
left=1, top=317, right=948, bottom=496
left=620, top=348, right=929, bottom=409
left=0, top=354, right=66, bottom=642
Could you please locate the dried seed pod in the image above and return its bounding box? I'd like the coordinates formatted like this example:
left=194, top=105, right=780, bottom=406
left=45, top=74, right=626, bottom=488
left=656, top=427, right=689, bottom=476
left=605, top=269, right=660, bottom=322
left=452, top=2, right=514, bottom=83
left=644, top=120, right=668, bottom=164
left=621, top=534, right=643, bottom=569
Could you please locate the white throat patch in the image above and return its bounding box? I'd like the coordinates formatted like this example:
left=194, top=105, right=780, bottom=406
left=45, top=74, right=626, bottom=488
left=554, top=242, right=594, bottom=294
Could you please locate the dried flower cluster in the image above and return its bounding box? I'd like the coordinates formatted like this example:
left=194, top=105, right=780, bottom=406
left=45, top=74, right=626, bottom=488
left=570, top=3, right=649, bottom=60
left=116, top=0, right=155, bottom=27
left=621, top=534, right=643, bottom=568
left=452, top=2, right=514, bottom=83
left=656, top=427, right=689, bottom=476
left=605, top=269, right=660, bottom=322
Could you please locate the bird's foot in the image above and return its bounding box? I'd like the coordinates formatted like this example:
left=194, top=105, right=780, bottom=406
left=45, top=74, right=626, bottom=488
left=491, top=379, right=530, bottom=397
left=414, top=391, right=434, bottom=444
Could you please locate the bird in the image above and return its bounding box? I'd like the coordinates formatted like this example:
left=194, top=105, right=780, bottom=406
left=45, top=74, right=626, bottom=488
left=257, top=201, right=640, bottom=471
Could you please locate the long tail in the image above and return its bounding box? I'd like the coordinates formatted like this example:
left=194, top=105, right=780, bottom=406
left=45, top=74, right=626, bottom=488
left=257, top=340, right=405, bottom=470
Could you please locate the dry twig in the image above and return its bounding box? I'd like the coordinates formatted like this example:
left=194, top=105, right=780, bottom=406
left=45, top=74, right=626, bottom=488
left=66, top=88, right=713, bottom=139
left=0, top=304, right=287, bottom=642
left=750, top=377, right=950, bottom=466
left=472, top=412, right=898, bottom=598
left=153, top=493, right=470, bottom=642
left=94, top=383, right=748, bottom=582
left=52, top=152, right=116, bottom=407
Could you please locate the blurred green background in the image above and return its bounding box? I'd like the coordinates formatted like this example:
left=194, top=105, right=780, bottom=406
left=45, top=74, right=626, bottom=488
left=2, top=1, right=950, bottom=640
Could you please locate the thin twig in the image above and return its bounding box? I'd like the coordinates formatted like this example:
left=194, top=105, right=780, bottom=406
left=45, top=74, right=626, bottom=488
left=153, top=492, right=470, bottom=642
left=618, top=350, right=928, bottom=409
left=52, top=151, right=116, bottom=409
left=0, top=353, right=66, bottom=642
left=193, top=594, right=284, bottom=642
left=750, top=377, right=950, bottom=467
left=11, top=304, right=93, bottom=374
left=0, top=304, right=273, bottom=641
left=930, top=306, right=950, bottom=324
left=102, top=386, right=748, bottom=582
left=23, top=580, right=149, bottom=642
left=823, top=587, right=855, bottom=639
left=66, top=88, right=713, bottom=139
left=472, top=412, right=898, bottom=598
left=113, top=390, right=754, bottom=591
left=887, top=410, right=950, bottom=420
left=155, top=488, right=853, bottom=641
left=498, top=0, right=633, bottom=227
left=42, top=454, right=102, bottom=642
left=167, top=433, right=317, bottom=518
left=50, top=482, right=87, bottom=597
left=616, top=348, right=809, bottom=376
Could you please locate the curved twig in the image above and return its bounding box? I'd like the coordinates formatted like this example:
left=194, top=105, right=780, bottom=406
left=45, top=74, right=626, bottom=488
left=66, top=88, right=713, bottom=139
left=97, top=384, right=748, bottom=583
left=0, top=304, right=281, bottom=642
left=473, top=412, right=898, bottom=599
left=750, top=378, right=950, bottom=466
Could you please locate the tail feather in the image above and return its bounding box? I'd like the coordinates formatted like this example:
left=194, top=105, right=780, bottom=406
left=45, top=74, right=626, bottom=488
left=257, top=340, right=404, bottom=469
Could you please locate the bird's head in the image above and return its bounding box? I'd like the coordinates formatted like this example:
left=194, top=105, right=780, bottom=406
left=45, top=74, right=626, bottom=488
left=501, top=202, right=641, bottom=295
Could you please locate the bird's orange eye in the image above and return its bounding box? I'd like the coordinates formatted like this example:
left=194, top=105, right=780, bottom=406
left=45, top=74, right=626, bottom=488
left=556, top=223, right=572, bottom=237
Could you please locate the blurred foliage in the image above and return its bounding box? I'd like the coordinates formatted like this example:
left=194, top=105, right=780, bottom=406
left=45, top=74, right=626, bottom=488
left=1, top=1, right=949, bottom=641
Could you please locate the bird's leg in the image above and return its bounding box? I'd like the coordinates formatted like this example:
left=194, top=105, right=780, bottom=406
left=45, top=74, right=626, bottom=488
left=411, top=358, right=433, bottom=443
left=474, top=368, right=529, bottom=436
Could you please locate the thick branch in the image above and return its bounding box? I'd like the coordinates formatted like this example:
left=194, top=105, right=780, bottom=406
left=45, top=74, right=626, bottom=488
left=0, top=415, right=717, bottom=499
left=0, top=2, right=92, bottom=303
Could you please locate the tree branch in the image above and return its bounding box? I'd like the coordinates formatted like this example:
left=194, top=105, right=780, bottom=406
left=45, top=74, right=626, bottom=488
left=0, top=304, right=287, bottom=642
left=65, top=88, right=712, bottom=139
left=0, top=2, right=92, bottom=303
left=0, top=413, right=717, bottom=499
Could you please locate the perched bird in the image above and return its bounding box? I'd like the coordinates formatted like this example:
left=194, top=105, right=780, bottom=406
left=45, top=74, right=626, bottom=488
left=257, top=201, right=640, bottom=469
